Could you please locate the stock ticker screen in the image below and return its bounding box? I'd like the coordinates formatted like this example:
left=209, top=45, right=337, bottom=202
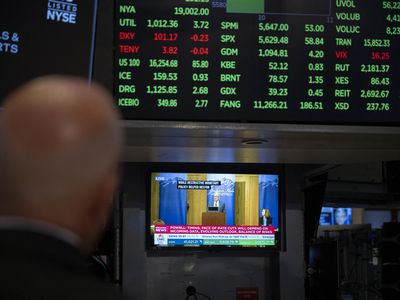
left=115, top=0, right=400, bottom=124
left=0, top=0, right=97, bottom=102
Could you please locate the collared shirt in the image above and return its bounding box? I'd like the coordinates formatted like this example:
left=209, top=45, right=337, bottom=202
left=0, top=216, right=81, bottom=248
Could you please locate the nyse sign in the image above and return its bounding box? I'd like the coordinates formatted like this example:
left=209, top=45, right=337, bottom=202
left=47, top=0, right=78, bottom=24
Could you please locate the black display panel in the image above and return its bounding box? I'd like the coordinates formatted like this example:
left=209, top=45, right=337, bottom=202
left=145, top=163, right=285, bottom=253
left=115, top=0, right=400, bottom=124
left=0, top=0, right=98, bottom=102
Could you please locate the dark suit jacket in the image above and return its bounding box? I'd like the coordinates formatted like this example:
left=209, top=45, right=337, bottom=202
left=259, top=216, right=272, bottom=226
left=0, top=229, right=126, bottom=300
left=208, top=201, right=225, bottom=212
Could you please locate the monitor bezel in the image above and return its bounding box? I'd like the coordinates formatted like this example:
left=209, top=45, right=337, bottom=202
left=145, top=163, right=286, bottom=255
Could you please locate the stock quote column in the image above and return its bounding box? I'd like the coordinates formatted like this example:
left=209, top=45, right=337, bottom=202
left=115, top=0, right=400, bottom=123
left=255, top=19, right=290, bottom=111
left=116, top=0, right=213, bottom=119
left=117, top=4, right=140, bottom=109
left=360, top=1, right=397, bottom=113
left=333, top=0, right=361, bottom=112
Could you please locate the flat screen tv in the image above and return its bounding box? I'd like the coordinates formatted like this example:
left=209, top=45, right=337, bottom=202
left=320, top=207, right=353, bottom=226
left=147, top=167, right=284, bottom=252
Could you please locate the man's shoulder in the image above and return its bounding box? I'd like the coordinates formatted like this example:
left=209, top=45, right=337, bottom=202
left=0, top=229, right=126, bottom=300
left=0, top=254, right=125, bottom=300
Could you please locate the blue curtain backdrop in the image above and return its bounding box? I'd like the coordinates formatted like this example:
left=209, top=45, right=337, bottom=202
left=259, top=175, right=279, bottom=228
left=159, top=173, right=187, bottom=225
left=207, top=174, right=235, bottom=225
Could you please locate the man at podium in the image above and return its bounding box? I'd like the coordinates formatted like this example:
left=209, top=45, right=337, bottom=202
left=203, top=191, right=226, bottom=225
left=207, top=191, right=225, bottom=212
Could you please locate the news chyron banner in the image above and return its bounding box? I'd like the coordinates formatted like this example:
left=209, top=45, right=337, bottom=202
left=0, top=0, right=98, bottom=102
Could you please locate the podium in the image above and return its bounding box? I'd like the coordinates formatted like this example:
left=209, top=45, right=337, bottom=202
left=202, top=212, right=226, bottom=225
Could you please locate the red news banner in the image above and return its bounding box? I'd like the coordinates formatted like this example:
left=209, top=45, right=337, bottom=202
left=154, top=225, right=275, bottom=235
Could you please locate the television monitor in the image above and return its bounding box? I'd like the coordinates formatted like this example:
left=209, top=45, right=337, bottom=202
left=148, top=170, right=283, bottom=251
left=0, top=0, right=98, bottom=103
left=115, top=0, right=400, bottom=125
left=320, top=207, right=353, bottom=226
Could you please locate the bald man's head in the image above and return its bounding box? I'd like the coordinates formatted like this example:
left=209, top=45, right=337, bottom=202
left=0, top=76, right=122, bottom=250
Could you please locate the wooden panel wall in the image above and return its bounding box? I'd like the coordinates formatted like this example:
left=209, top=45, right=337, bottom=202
left=235, top=175, right=260, bottom=226
left=186, top=174, right=207, bottom=225
left=150, top=173, right=160, bottom=223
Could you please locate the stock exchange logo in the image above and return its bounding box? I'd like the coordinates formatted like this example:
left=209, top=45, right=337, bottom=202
left=47, top=0, right=78, bottom=24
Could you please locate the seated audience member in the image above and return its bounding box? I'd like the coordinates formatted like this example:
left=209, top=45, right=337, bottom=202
left=0, top=76, right=126, bottom=299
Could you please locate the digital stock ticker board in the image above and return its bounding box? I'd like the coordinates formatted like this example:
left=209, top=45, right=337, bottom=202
left=115, top=0, right=400, bottom=124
